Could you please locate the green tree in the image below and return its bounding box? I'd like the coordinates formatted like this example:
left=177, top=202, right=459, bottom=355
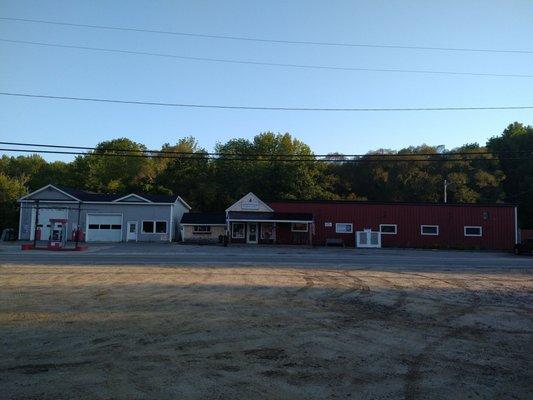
left=0, top=173, right=28, bottom=232
left=487, top=122, right=533, bottom=227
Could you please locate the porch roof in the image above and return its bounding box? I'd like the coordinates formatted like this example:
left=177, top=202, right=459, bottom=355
left=227, top=211, right=313, bottom=223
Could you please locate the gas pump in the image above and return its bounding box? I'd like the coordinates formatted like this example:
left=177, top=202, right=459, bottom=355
left=47, top=219, right=68, bottom=250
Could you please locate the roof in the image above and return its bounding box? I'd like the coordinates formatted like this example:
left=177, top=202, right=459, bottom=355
left=181, top=212, right=227, bottom=225
left=20, top=184, right=189, bottom=207
left=228, top=211, right=313, bottom=222
left=268, top=199, right=518, bottom=208
left=57, top=187, right=180, bottom=203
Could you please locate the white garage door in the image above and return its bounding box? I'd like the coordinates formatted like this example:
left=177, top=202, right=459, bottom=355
left=30, top=208, right=68, bottom=241
left=86, top=214, right=123, bottom=242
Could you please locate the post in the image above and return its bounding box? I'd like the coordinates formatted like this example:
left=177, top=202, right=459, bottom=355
left=33, top=200, right=39, bottom=247
left=75, top=201, right=81, bottom=248
left=444, top=179, right=448, bottom=203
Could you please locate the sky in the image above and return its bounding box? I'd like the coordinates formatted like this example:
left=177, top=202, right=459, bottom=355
left=0, top=0, right=532, bottom=162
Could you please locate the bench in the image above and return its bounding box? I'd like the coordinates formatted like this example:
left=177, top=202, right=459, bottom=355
left=325, top=238, right=344, bottom=247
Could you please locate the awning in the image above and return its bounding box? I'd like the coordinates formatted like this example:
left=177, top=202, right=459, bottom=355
left=227, top=211, right=313, bottom=223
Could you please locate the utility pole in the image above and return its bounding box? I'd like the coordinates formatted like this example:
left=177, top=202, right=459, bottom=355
left=33, top=199, right=39, bottom=247
left=444, top=180, right=451, bottom=203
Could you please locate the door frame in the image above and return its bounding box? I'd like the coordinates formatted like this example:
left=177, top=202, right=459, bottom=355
left=247, top=222, right=258, bottom=244
left=127, top=220, right=138, bottom=242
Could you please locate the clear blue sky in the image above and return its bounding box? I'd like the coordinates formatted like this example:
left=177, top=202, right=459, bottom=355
left=1, top=0, right=532, bottom=161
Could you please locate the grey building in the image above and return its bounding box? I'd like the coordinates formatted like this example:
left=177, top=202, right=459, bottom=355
left=18, top=184, right=190, bottom=242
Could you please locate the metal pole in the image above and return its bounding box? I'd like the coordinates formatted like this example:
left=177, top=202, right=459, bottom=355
left=33, top=200, right=39, bottom=247
left=75, top=201, right=81, bottom=248
left=444, top=180, right=447, bottom=203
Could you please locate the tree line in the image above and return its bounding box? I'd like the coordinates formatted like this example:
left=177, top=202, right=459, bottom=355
left=1, top=122, right=531, bottom=232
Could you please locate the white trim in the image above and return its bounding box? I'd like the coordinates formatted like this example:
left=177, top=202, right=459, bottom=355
left=464, top=226, right=482, bottom=237
left=228, top=219, right=311, bottom=223
left=177, top=196, right=192, bottom=210
left=514, top=206, right=519, bottom=244
left=335, top=223, right=353, bottom=234
left=291, top=222, right=309, bottom=232
left=231, top=222, right=245, bottom=239
left=20, top=199, right=176, bottom=205
left=18, top=184, right=81, bottom=202
left=225, top=192, right=274, bottom=212
left=181, top=223, right=227, bottom=226
left=113, top=193, right=152, bottom=203
left=379, top=224, right=397, bottom=235
left=421, top=225, right=439, bottom=236
left=169, top=205, right=173, bottom=242
left=141, top=220, right=168, bottom=234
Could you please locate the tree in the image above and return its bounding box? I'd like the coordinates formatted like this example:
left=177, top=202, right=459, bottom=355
left=487, top=122, right=533, bottom=227
left=0, top=173, right=28, bottom=232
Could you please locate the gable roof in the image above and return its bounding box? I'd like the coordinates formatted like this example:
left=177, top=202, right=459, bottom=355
left=225, top=192, right=274, bottom=212
left=20, top=185, right=190, bottom=208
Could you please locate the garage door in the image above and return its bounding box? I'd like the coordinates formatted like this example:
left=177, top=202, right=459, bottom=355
left=86, top=214, right=122, bottom=242
left=31, top=208, right=68, bottom=241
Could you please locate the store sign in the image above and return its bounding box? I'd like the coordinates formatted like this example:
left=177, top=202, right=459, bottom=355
left=241, top=199, right=259, bottom=210
left=324, top=222, right=332, bottom=227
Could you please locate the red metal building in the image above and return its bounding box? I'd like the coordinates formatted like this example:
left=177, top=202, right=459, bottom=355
left=180, top=193, right=518, bottom=251
left=270, top=200, right=518, bottom=250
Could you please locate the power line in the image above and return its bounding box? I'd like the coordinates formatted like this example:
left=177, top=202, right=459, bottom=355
left=3, top=38, right=532, bottom=78
left=2, top=92, right=533, bottom=112
left=1, top=141, right=531, bottom=159
left=1, top=16, right=532, bottom=55
left=0, top=147, right=528, bottom=164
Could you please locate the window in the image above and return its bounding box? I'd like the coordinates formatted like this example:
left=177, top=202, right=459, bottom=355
left=421, top=225, right=439, bottom=236
left=99, top=224, right=111, bottom=230
left=142, top=221, right=167, bottom=234
left=291, top=223, right=308, bottom=232
left=261, top=223, right=275, bottom=239
left=464, top=226, right=482, bottom=237
left=155, top=221, right=167, bottom=233
left=380, top=224, right=397, bottom=235
left=336, top=223, right=353, bottom=233
left=193, top=225, right=211, bottom=234
left=232, top=223, right=245, bottom=239
left=88, top=224, right=99, bottom=229
left=142, top=221, right=154, bottom=233
left=111, top=225, right=121, bottom=230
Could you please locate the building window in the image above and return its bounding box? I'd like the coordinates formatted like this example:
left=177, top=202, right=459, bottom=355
left=336, top=223, right=353, bottom=233
left=100, top=224, right=111, bottom=230
left=291, top=223, right=308, bottom=232
left=142, top=221, right=154, bottom=233
left=111, top=225, right=121, bottom=230
left=142, top=221, right=167, bottom=234
left=155, top=221, right=167, bottom=233
left=193, top=225, right=211, bottom=234
left=464, top=226, right=482, bottom=237
left=421, top=225, right=439, bottom=236
left=379, top=224, right=397, bottom=235
left=232, top=223, right=245, bottom=239
left=88, top=224, right=99, bottom=229
left=261, top=223, right=275, bottom=239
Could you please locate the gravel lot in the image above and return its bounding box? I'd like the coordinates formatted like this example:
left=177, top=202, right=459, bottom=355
left=1, top=262, right=532, bottom=399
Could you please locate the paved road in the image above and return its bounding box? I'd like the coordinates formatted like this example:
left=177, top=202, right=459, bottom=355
left=1, top=243, right=532, bottom=271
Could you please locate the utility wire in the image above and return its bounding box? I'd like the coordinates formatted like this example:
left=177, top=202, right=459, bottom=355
left=1, top=16, right=532, bottom=55
left=2, top=92, right=532, bottom=112
left=1, top=141, right=531, bottom=159
left=2, top=38, right=532, bottom=78
left=0, top=147, right=527, bottom=164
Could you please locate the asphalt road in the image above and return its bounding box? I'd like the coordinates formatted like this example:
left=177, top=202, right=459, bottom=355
left=1, top=244, right=532, bottom=271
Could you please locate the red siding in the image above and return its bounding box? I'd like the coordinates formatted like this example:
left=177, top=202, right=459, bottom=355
left=269, top=202, right=516, bottom=250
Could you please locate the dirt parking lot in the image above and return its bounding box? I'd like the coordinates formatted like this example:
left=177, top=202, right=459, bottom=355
left=1, top=263, right=532, bottom=399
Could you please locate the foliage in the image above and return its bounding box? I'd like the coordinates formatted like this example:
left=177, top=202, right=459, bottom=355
left=0, top=173, right=28, bottom=232
left=0, top=123, right=531, bottom=233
